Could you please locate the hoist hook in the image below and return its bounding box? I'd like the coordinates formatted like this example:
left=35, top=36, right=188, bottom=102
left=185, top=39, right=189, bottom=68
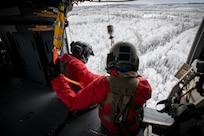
left=107, top=25, right=114, bottom=46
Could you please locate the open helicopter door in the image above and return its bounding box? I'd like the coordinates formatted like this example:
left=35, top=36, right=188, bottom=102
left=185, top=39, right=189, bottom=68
left=155, top=17, right=204, bottom=136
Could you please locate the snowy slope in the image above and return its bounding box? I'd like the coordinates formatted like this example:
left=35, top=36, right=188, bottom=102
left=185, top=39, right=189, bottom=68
left=65, top=3, right=204, bottom=108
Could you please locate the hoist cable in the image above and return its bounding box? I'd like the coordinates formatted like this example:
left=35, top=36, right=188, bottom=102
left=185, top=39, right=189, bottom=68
left=106, top=0, right=111, bottom=25
left=106, top=0, right=114, bottom=46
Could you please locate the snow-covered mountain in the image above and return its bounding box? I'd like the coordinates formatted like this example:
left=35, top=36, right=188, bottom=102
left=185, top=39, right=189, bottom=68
left=65, top=3, right=204, bottom=108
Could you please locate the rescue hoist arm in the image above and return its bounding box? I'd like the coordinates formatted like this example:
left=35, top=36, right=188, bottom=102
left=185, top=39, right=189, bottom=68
left=52, top=0, right=71, bottom=63
left=156, top=60, right=204, bottom=117
left=52, top=0, right=92, bottom=63
left=52, top=0, right=91, bottom=88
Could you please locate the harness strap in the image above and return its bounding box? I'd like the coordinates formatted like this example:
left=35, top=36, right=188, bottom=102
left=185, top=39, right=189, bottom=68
left=116, top=95, right=131, bottom=123
left=99, top=104, right=143, bottom=126
left=100, top=76, right=139, bottom=107
left=99, top=92, right=113, bottom=108
left=100, top=75, right=142, bottom=127
left=111, top=93, right=120, bottom=123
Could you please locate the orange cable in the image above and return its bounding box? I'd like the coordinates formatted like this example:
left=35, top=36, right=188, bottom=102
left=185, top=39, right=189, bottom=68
left=53, top=47, right=59, bottom=64
left=64, top=76, right=84, bottom=89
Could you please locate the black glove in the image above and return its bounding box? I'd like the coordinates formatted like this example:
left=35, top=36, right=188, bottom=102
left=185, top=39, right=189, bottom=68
left=48, top=58, right=61, bottom=80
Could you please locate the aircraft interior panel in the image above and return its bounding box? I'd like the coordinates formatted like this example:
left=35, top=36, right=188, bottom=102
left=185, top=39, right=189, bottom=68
left=13, top=32, right=47, bottom=84
left=40, top=31, right=54, bottom=63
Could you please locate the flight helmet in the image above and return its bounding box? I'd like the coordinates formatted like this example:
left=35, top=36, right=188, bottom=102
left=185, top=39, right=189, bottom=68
left=70, top=41, right=94, bottom=63
left=106, top=41, right=139, bottom=72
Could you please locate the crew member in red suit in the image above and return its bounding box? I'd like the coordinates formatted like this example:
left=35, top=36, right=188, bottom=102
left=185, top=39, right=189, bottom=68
left=48, top=41, right=152, bottom=136
left=49, top=41, right=100, bottom=93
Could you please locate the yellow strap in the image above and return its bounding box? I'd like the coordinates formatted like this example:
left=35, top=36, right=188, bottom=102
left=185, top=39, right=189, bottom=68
left=52, top=3, right=84, bottom=89
left=53, top=5, right=65, bottom=49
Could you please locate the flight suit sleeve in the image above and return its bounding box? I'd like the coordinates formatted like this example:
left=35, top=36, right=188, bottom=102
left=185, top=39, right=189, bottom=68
left=51, top=75, right=109, bottom=111
left=68, top=59, right=101, bottom=86
left=135, top=77, right=152, bottom=106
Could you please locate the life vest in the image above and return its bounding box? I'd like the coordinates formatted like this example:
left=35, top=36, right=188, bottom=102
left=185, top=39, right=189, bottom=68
left=99, top=75, right=143, bottom=127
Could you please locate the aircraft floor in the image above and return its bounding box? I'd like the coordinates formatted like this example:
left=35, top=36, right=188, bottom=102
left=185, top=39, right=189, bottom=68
left=0, top=77, right=69, bottom=136
left=0, top=76, right=174, bottom=136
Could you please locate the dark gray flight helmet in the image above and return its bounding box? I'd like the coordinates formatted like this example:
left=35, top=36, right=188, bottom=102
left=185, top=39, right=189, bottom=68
left=70, top=41, right=94, bottom=63
left=106, top=41, right=139, bottom=72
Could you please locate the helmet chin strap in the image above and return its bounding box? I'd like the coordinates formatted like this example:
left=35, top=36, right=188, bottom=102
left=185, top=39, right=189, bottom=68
left=106, top=42, right=139, bottom=72
left=80, top=55, right=88, bottom=64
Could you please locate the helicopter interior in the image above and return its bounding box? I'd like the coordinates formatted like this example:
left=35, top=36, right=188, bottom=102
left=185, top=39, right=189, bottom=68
left=0, top=0, right=204, bottom=136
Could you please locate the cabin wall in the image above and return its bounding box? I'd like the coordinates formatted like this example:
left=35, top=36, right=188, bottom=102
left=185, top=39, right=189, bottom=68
left=0, top=29, right=53, bottom=85
left=0, top=6, right=55, bottom=85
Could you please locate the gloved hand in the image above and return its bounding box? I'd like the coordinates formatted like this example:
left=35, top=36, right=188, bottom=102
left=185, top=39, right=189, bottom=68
left=48, top=58, right=61, bottom=80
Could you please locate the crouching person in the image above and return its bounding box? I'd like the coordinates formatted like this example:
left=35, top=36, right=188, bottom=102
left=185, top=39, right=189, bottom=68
left=48, top=41, right=152, bottom=136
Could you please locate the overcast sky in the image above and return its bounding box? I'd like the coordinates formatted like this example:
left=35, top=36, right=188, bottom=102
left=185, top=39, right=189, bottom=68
left=78, top=0, right=204, bottom=6
left=134, top=0, right=204, bottom=3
